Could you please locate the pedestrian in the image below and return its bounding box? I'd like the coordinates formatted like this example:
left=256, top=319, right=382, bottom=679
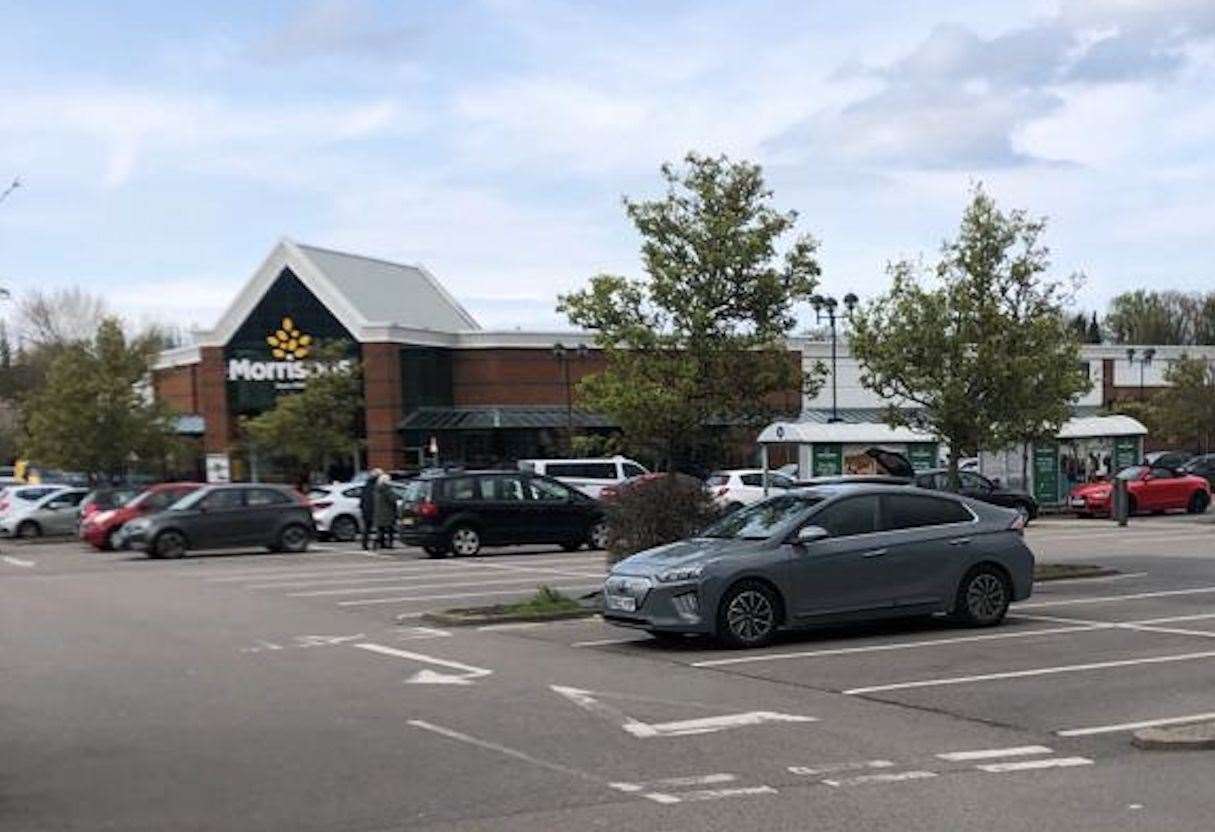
left=359, top=468, right=381, bottom=550
left=373, top=473, right=398, bottom=551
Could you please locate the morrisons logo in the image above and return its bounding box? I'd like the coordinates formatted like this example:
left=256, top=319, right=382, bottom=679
left=227, top=316, right=352, bottom=385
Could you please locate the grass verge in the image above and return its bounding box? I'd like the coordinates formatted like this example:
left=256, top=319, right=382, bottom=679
left=420, top=585, right=599, bottom=627
left=1034, top=563, right=1118, bottom=582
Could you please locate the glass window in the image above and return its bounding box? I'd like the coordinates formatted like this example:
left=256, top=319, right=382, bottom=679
left=246, top=488, right=291, bottom=506
left=701, top=495, right=822, bottom=541
left=529, top=477, right=573, bottom=501
left=342, top=487, right=363, bottom=498
left=705, top=473, right=729, bottom=487
left=623, top=463, right=646, bottom=478
left=813, top=496, right=881, bottom=537
left=16, top=488, right=55, bottom=501
left=884, top=494, right=971, bottom=529
left=1149, top=467, right=1176, bottom=479
left=200, top=489, right=244, bottom=510
left=1116, top=465, right=1148, bottom=480
left=486, top=476, right=526, bottom=501
left=959, top=472, right=990, bottom=491
left=740, top=474, right=763, bottom=487
left=770, top=474, right=795, bottom=489
left=445, top=477, right=484, bottom=501
left=397, top=480, right=430, bottom=502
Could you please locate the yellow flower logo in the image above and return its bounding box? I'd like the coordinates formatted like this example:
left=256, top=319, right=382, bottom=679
left=265, top=316, right=312, bottom=361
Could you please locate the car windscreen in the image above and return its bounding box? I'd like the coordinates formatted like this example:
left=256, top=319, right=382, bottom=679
left=168, top=489, right=208, bottom=511
left=1116, top=465, right=1148, bottom=481
left=397, top=480, right=430, bottom=502
left=700, top=495, right=822, bottom=540
left=705, top=474, right=729, bottom=487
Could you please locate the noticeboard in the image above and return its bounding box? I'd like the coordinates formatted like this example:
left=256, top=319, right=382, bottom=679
left=812, top=444, right=843, bottom=477
left=1033, top=442, right=1060, bottom=504
left=1114, top=436, right=1139, bottom=471
left=908, top=443, right=938, bottom=471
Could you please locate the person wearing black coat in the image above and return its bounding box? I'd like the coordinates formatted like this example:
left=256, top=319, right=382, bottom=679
left=359, top=468, right=381, bottom=550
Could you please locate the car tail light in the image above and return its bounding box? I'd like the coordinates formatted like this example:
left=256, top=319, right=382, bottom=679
left=311, top=501, right=332, bottom=511
left=716, top=487, right=729, bottom=497
left=1009, top=512, right=1026, bottom=531
left=0, top=499, right=8, bottom=513
left=417, top=500, right=439, bottom=520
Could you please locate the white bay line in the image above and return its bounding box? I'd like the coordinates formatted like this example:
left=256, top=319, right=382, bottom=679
left=1015, top=612, right=1215, bottom=639
left=1016, top=585, right=1215, bottom=609
left=936, top=745, right=1053, bottom=762
left=823, top=771, right=936, bottom=787
left=354, top=642, right=492, bottom=678
left=2, top=556, right=34, bottom=567
left=788, top=761, right=894, bottom=776
left=244, top=567, right=604, bottom=589
left=977, top=757, right=1092, bottom=773
left=844, top=649, right=1215, bottom=695
left=407, top=720, right=602, bottom=784
left=571, top=637, right=648, bottom=648
left=338, top=584, right=601, bottom=606
left=1134, top=612, right=1215, bottom=625
left=1057, top=711, right=1215, bottom=737
left=612, top=773, right=737, bottom=791
left=446, top=560, right=608, bottom=580
left=676, top=785, right=777, bottom=801
left=205, top=562, right=522, bottom=582
left=690, top=623, right=1109, bottom=667
left=288, top=574, right=603, bottom=597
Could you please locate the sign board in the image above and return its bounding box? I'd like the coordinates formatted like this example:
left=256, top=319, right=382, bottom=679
left=1032, top=442, right=1060, bottom=504
left=206, top=454, right=231, bottom=484
left=908, top=443, right=938, bottom=471
left=1114, top=436, right=1139, bottom=472
left=811, top=444, right=842, bottom=477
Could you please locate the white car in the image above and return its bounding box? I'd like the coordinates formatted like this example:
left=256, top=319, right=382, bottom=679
left=0, top=487, right=88, bottom=538
left=309, top=480, right=411, bottom=541
left=517, top=456, right=648, bottom=499
left=705, top=469, right=797, bottom=512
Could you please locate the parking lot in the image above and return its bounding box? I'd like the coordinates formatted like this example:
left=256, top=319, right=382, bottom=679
left=3, top=515, right=1215, bottom=830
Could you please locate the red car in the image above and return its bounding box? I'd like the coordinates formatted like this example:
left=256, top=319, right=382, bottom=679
left=1068, top=465, right=1211, bottom=517
left=79, top=482, right=202, bottom=550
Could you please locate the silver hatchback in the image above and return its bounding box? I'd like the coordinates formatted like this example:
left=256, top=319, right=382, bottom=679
left=0, top=487, right=89, bottom=538
left=603, top=484, right=1034, bottom=648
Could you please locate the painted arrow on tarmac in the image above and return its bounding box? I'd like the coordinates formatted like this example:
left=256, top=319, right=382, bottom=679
left=550, top=685, right=817, bottom=738
left=354, top=642, right=493, bottom=685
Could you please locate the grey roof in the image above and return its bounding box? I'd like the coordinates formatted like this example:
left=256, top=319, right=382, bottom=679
left=296, top=243, right=481, bottom=332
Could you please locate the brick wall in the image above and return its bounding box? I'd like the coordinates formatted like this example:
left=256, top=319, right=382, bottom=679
left=198, top=347, right=231, bottom=454
left=363, top=343, right=405, bottom=469
left=451, top=348, right=608, bottom=406
left=152, top=364, right=198, bottom=413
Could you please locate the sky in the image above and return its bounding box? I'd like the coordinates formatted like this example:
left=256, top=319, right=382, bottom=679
left=1, top=0, right=1213, bottom=337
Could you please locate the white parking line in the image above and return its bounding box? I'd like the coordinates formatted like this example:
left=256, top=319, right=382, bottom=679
left=1057, top=712, right=1215, bottom=737
left=1016, top=585, right=1215, bottom=608
left=936, top=746, right=1053, bottom=762
left=287, top=574, right=605, bottom=597
left=844, top=649, right=1215, bottom=695
left=2, top=555, right=34, bottom=567
left=977, top=757, right=1092, bottom=773
left=242, top=566, right=603, bottom=589
left=571, top=637, right=647, bottom=648
left=337, top=584, right=601, bottom=606
left=690, top=623, right=1111, bottom=667
left=822, top=770, right=937, bottom=787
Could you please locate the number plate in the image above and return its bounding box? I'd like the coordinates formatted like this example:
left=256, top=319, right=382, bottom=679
left=400, top=517, right=415, bottom=526
left=1070, top=498, right=1086, bottom=507
left=605, top=595, right=636, bottom=612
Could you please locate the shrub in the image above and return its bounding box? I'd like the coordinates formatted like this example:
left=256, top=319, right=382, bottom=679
left=604, top=473, right=718, bottom=564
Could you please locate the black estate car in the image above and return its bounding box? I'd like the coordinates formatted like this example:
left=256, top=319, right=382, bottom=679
left=125, top=484, right=313, bottom=558
left=398, top=470, right=608, bottom=557
left=914, top=469, right=1038, bottom=520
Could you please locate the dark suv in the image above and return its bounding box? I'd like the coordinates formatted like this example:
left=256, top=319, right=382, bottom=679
left=125, top=484, right=313, bottom=559
left=399, top=471, right=608, bottom=557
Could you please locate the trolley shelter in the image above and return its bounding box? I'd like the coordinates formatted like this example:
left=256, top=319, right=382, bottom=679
left=756, top=421, right=939, bottom=480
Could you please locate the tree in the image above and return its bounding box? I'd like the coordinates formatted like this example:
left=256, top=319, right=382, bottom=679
left=1103, top=290, right=1215, bottom=345
left=1150, top=356, right=1215, bottom=452
left=558, top=153, right=823, bottom=469
left=850, top=185, right=1091, bottom=485
left=21, top=318, right=179, bottom=480
left=1087, top=311, right=1102, bottom=344
left=242, top=343, right=363, bottom=485
left=16, top=287, right=108, bottom=350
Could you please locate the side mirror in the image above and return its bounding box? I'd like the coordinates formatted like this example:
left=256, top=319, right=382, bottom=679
left=794, top=525, right=829, bottom=546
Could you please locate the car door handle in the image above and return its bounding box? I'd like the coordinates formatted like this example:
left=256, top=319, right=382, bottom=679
left=949, top=537, right=972, bottom=546
left=862, top=548, right=888, bottom=558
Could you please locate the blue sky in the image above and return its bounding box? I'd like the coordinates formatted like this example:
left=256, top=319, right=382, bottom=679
left=1, top=0, right=1213, bottom=336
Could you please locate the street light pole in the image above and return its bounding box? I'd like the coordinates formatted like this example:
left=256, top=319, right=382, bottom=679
left=552, top=342, right=588, bottom=451
left=810, top=292, right=859, bottom=423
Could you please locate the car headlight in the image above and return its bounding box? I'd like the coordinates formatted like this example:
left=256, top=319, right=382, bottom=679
left=656, top=564, right=705, bottom=583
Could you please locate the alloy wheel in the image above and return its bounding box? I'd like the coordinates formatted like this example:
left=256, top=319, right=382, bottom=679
left=589, top=522, right=609, bottom=550
left=156, top=532, right=186, bottom=559
left=281, top=526, right=309, bottom=552
left=331, top=516, right=358, bottom=542
left=451, top=527, right=480, bottom=556
left=966, top=573, right=1006, bottom=621
left=726, top=590, right=775, bottom=644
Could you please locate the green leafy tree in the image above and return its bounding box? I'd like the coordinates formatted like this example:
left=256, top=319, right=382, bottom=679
left=850, top=185, right=1091, bottom=485
left=558, top=153, right=823, bottom=469
left=1103, top=290, right=1215, bottom=345
left=242, top=343, right=363, bottom=484
left=1150, top=356, right=1215, bottom=452
left=1087, top=311, right=1102, bottom=344
left=22, top=318, right=178, bottom=480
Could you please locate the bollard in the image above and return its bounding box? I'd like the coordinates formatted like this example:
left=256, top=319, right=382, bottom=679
left=1114, top=477, right=1129, bottom=527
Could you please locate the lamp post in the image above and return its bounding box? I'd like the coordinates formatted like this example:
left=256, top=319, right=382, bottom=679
left=552, top=342, right=589, bottom=449
left=810, top=292, right=859, bottom=423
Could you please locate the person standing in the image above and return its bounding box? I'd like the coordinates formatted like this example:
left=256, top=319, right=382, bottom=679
left=359, top=468, right=381, bottom=550
left=373, top=473, right=398, bottom=551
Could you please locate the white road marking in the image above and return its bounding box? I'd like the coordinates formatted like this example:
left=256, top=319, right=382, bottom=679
left=676, top=786, right=777, bottom=801
left=447, top=558, right=611, bottom=580
left=822, top=770, right=937, bottom=787
left=2, top=555, right=34, bottom=567
left=337, top=584, right=601, bottom=606
left=1016, top=585, right=1215, bottom=609
left=396, top=626, right=452, bottom=640
left=1057, top=712, right=1215, bottom=737
left=209, top=562, right=534, bottom=582
left=936, top=745, right=1053, bottom=762
left=287, top=574, right=604, bottom=597
left=1017, top=611, right=1215, bottom=640
left=353, top=642, right=493, bottom=685
left=407, top=719, right=601, bottom=783
left=611, top=774, right=736, bottom=791
left=977, top=757, right=1092, bottom=773
left=788, top=761, right=895, bottom=776
left=844, top=649, right=1215, bottom=695
left=550, top=684, right=816, bottom=738
left=691, top=623, right=1110, bottom=667
left=571, top=637, right=647, bottom=648
left=242, top=565, right=605, bottom=589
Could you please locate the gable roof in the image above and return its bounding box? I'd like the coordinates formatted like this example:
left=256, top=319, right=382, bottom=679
left=198, top=238, right=480, bottom=348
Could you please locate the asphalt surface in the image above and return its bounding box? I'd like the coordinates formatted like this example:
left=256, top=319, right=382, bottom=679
left=3, top=516, right=1215, bottom=831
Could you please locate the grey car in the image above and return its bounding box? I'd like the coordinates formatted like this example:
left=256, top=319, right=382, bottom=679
left=123, top=484, right=313, bottom=559
left=0, top=487, right=88, bottom=538
left=603, top=484, right=1034, bottom=648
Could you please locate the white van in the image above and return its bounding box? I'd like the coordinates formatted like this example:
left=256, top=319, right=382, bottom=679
left=517, top=456, right=648, bottom=499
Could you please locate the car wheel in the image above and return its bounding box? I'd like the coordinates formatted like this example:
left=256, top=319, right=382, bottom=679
left=154, top=530, right=187, bottom=560
left=278, top=524, right=310, bottom=553
left=449, top=526, right=481, bottom=557
left=951, top=566, right=1010, bottom=627
left=717, top=580, right=780, bottom=648
left=16, top=520, right=41, bottom=539
left=1013, top=503, right=1034, bottom=523
left=1187, top=491, right=1210, bottom=514
left=330, top=515, right=359, bottom=542
left=424, top=545, right=448, bottom=558
left=588, top=521, right=609, bottom=551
